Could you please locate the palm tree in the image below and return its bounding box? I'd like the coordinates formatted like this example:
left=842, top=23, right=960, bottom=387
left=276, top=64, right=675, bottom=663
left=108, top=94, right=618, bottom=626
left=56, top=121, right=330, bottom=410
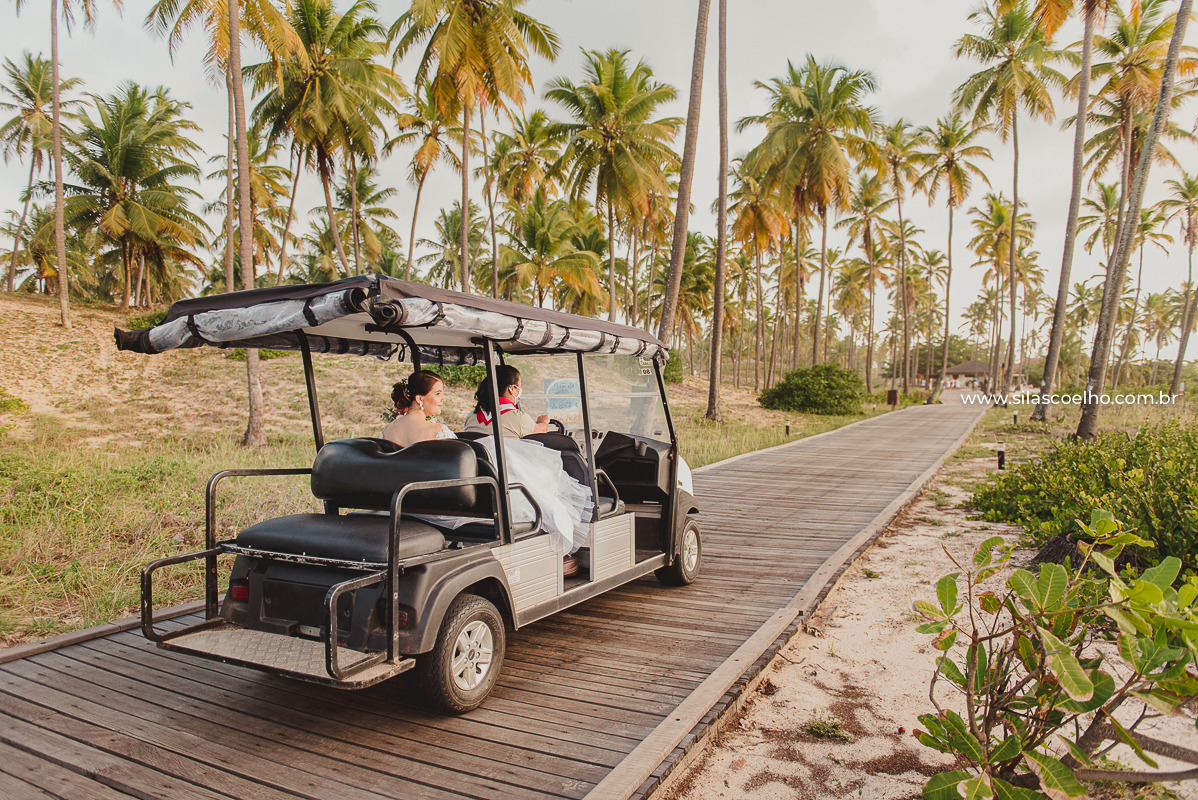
left=1112, top=206, right=1170, bottom=386
left=1162, top=172, right=1198, bottom=394
left=417, top=201, right=485, bottom=289
left=491, top=110, right=563, bottom=206
left=915, top=112, right=992, bottom=401
left=1068, top=280, right=1102, bottom=385
left=391, top=0, right=559, bottom=295
left=205, top=131, right=293, bottom=279
left=955, top=1, right=1060, bottom=394
left=706, top=0, right=729, bottom=422
left=15, top=0, right=124, bottom=327
left=336, top=161, right=400, bottom=272
left=657, top=0, right=712, bottom=346
left=547, top=49, right=681, bottom=321
left=836, top=171, right=894, bottom=393
left=499, top=194, right=600, bottom=308
left=741, top=56, right=879, bottom=365
left=968, top=192, right=1033, bottom=389
left=729, top=159, right=788, bottom=393
left=1077, top=181, right=1122, bottom=265
left=1024, top=0, right=1114, bottom=421
left=249, top=0, right=404, bottom=279
left=386, top=83, right=462, bottom=281
left=1078, top=0, right=1193, bottom=438
left=1, top=53, right=79, bottom=294
left=878, top=120, right=924, bottom=396
left=1141, top=291, right=1176, bottom=384
left=64, top=83, right=208, bottom=309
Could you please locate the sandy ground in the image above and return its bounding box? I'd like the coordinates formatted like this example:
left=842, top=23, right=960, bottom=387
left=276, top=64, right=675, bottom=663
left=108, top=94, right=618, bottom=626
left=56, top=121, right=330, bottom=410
left=661, top=453, right=1198, bottom=800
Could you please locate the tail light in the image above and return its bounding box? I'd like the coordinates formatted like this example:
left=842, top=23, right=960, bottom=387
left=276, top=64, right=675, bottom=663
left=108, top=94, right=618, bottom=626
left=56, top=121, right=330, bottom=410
left=229, top=581, right=249, bottom=602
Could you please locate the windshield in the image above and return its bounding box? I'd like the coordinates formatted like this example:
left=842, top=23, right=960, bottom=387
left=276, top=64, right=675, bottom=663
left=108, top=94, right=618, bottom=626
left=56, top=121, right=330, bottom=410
left=502, top=353, right=670, bottom=444
left=583, top=354, right=670, bottom=443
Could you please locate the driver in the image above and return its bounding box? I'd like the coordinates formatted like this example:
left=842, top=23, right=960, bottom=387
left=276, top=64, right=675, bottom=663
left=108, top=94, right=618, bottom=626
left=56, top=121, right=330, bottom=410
left=462, top=365, right=550, bottom=438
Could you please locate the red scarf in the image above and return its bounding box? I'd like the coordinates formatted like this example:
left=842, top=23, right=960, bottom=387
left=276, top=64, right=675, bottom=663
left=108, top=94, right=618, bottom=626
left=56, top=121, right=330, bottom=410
left=475, top=397, right=517, bottom=426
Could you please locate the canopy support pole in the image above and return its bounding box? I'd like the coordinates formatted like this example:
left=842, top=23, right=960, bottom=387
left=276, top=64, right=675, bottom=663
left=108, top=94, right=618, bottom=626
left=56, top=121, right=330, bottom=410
left=575, top=352, right=602, bottom=523
left=297, top=330, right=324, bottom=453
left=482, top=340, right=513, bottom=538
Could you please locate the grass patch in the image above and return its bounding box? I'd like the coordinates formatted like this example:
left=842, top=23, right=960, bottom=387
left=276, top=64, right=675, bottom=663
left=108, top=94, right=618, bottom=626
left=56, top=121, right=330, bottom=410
left=800, top=711, right=852, bottom=742
left=861, top=568, right=881, bottom=579
left=0, top=388, right=26, bottom=415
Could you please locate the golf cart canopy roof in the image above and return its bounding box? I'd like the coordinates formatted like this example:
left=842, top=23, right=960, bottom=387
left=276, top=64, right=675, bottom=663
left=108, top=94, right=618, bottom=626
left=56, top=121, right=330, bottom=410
left=114, top=275, right=668, bottom=364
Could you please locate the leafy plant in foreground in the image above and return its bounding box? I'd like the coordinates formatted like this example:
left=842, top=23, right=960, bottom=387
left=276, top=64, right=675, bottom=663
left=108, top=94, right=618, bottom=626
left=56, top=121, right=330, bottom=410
left=915, top=511, right=1198, bottom=799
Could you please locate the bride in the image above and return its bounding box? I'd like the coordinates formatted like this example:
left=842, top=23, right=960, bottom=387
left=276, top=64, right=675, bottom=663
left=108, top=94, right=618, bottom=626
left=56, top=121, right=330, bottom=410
left=381, top=370, right=593, bottom=555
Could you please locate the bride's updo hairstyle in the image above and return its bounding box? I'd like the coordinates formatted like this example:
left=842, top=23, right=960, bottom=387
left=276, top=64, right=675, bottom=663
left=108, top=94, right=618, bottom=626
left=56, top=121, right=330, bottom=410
left=392, top=369, right=443, bottom=413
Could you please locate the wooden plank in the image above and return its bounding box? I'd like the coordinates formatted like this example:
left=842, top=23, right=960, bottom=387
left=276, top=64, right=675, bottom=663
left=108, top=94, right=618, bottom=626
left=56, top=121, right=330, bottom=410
left=0, top=740, right=132, bottom=800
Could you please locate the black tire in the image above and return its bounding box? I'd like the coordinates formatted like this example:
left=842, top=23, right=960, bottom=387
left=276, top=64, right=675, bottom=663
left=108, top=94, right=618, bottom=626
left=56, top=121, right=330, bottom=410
left=413, top=593, right=505, bottom=714
left=656, top=517, right=701, bottom=586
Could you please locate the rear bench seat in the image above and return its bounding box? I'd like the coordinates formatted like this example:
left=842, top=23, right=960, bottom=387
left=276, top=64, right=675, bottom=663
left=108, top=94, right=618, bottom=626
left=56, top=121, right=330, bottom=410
left=235, top=438, right=496, bottom=564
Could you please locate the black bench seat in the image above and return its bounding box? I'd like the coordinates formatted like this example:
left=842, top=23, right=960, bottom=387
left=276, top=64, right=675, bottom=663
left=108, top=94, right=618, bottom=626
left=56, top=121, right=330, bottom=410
left=235, top=513, right=445, bottom=564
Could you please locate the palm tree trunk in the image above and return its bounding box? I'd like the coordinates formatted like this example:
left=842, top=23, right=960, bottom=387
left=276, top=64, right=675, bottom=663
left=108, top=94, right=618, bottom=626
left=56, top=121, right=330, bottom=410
left=607, top=198, right=617, bottom=322
left=658, top=0, right=712, bottom=344
left=754, top=235, right=763, bottom=393
left=120, top=240, right=131, bottom=309
left=631, top=233, right=641, bottom=325
left=350, top=155, right=362, bottom=275
left=792, top=221, right=802, bottom=368
left=1079, top=0, right=1192, bottom=438
left=275, top=149, right=302, bottom=286
left=480, top=110, right=499, bottom=298
left=8, top=158, right=36, bottom=293
left=230, top=0, right=265, bottom=449
left=931, top=203, right=955, bottom=403
left=50, top=0, right=69, bottom=327
left=1113, top=243, right=1145, bottom=388
left=896, top=200, right=911, bottom=395
left=132, top=250, right=145, bottom=308
left=405, top=172, right=429, bottom=282
left=812, top=208, right=827, bottom=365
left=866, top=253, right=876, bottom=395
left=1170, top=244, right=1195, bottom=394
left=319, top=154, right=351, bottom=278
left=1036, top=11, right=1095, bottom=420
left=224, top=73, right=236, bottom=292
left=460, top=104, right=472, bottom=294
left=1004, top=115, right=1021, bottom=396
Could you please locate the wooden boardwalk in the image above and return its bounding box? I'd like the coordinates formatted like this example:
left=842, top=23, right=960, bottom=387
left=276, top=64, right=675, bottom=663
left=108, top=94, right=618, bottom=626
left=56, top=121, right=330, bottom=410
left=0, top=397, right=984, bottom=800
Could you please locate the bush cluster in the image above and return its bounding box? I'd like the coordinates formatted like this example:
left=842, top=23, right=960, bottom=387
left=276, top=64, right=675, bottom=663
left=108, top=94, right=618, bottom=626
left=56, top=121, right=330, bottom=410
left=126, top=309, right=168, bottom=330
left=663, top=350, right=683, bottom=384
left=758, top=364, right=864, bottom=416
left=432, top=364, right=487, bottom=387
left=971, top=420, right=1198, bottom=564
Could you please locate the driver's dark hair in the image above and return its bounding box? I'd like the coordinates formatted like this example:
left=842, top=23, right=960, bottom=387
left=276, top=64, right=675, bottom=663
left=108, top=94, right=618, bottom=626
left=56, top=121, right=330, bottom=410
left=473, top=365, right=521, bottom=415
left=392, top=369, right=442, bottom=413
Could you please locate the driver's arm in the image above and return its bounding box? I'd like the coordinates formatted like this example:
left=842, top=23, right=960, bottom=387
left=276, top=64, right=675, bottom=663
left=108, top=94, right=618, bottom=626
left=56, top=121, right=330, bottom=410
left=533, top=414, right=549, bottom=434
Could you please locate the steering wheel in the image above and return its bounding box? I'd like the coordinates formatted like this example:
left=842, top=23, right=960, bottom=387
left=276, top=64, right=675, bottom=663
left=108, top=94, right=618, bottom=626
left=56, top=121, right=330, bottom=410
left=548, top=418, right=566, bottom=434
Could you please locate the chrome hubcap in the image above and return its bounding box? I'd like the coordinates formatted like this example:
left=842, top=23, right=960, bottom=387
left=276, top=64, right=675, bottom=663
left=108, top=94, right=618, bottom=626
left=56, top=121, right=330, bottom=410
left=683, top=528, right=699, bottom=573
left=451, top=621, right=494, bottom=691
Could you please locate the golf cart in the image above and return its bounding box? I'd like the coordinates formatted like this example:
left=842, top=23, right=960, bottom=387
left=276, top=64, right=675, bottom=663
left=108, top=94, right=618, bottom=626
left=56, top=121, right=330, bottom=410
left=118, top=275, right=701, bottom=713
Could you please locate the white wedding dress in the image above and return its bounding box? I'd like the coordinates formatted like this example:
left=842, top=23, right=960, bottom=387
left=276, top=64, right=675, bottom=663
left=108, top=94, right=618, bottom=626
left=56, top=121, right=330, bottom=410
left=416, top=427, right=593, bottom=554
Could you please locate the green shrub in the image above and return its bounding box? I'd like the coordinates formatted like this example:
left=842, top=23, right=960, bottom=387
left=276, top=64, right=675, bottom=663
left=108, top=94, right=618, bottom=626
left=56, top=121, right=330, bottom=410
left=126, top=309, right=168, bottom=330
left=663, top=350, right=683, bottom=384
left=971, top=420, right=1198, bottom=563
left=433, top=364, right=487, bottom=387
left=759, top=364, right=864, bottom=415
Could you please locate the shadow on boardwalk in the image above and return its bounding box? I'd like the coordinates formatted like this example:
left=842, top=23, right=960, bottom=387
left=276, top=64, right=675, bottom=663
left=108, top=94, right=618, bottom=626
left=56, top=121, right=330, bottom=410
left=0, top=396, right=984, bottom=800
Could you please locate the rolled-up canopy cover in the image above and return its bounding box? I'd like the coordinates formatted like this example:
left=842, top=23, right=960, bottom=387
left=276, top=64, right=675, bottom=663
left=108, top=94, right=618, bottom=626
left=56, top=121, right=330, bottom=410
left=115, top=275, right=668, bottom=364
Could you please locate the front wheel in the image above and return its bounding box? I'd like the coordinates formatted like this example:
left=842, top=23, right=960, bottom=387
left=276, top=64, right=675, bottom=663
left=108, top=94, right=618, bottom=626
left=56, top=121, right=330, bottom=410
left=413, top=593, right=505, bottom=714
left=656, top=517, right=701, bottom=586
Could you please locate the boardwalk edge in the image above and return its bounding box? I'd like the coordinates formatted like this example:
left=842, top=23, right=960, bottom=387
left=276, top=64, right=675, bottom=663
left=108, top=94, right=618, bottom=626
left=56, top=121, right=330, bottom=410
left=593, top=405, right=987, bottom=800
left=0, top=601, right=206, bottom=665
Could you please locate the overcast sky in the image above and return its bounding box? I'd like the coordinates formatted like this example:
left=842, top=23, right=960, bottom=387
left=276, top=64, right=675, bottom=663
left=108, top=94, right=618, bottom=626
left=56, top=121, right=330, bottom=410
left=2, top=0, right=1196, bottom=353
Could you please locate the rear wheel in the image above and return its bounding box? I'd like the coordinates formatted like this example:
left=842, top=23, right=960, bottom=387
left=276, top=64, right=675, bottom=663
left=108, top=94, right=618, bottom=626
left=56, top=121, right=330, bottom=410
left=414, top=593, right=505, bottom=714
left=656, top=517, right=701, bottom=586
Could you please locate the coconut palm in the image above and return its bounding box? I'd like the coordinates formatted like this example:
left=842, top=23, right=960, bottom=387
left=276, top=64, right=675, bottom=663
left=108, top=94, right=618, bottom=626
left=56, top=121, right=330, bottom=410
left=657, top=0, right=713, bottom=347
left=741, top=56, right=879, bottom=365
left=336, top=161, right=400, bottom=272
left=386, top=83, right=462, bottom=281
left=391, top=0, right=559, bottom=295
left=1112, top=206, right=1171, bottom=386
left=1079, top=0, right=1194, bottom=438
left=1162, top=171, right=1198, bottom=394
left=1077, top=181, right=1122, bottom=265
left=500, top=194, right=601, bottom=308
left=878, top=120, right=924, bottom=395
left=205, top=132, right=294, bottom=280
left=836, top=171, right=894, bottom=393
left=706, top=0, right=729, bottom=421
left=63, top=83, right=208, bottom=309
left=15, top=0, right=125, bottom=327
left=417, top=201, right=485, bottom=289
left=547, top=48, right=681, bottom=322
left=1, top=53, right=80, bottom=294
left=968, top=192, right=1034, bottom=389
left=729, top=159, right=788, bottom=392
left=1141, top=291, right=1176, bottom=384
left=915, top=112, right=992, bottom=400
left=249, top=0, right=404, bottom=279
left=955, top=2, right=1061, bottom=393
